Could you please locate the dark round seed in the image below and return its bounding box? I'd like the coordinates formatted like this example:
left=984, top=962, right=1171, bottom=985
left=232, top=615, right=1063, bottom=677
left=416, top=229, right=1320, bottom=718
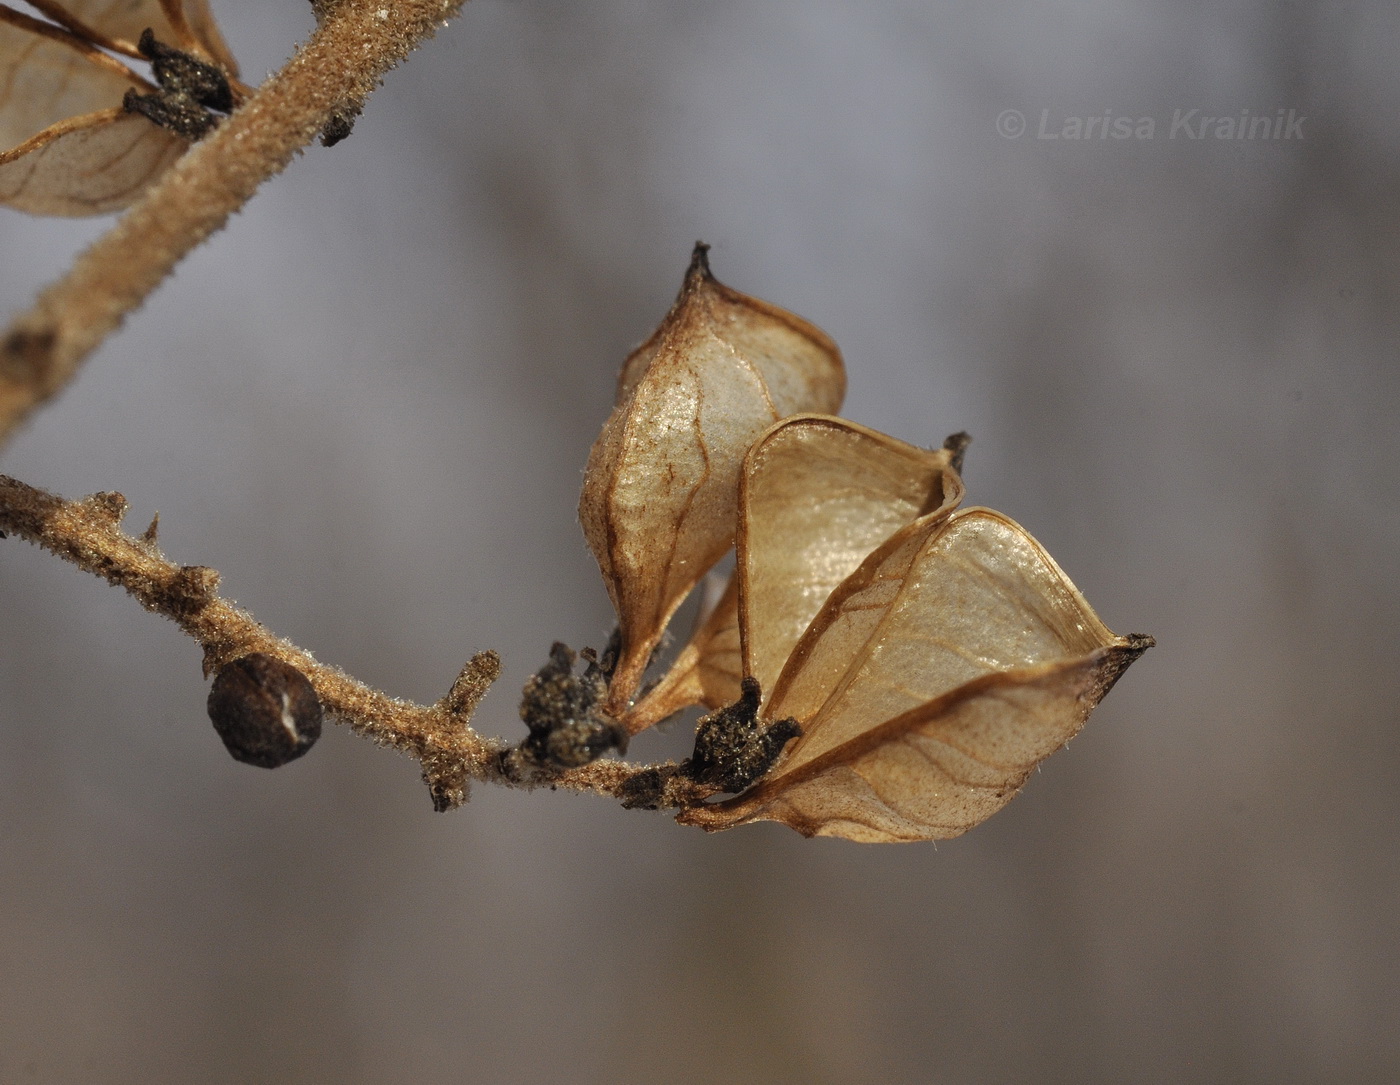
left=207, top=653, right=322, bottom=768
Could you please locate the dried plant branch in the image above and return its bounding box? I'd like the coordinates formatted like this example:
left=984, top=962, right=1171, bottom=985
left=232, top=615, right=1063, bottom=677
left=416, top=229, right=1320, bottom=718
left=0, top=0, right=467, bottom=449
left=0, top=473, right=713, bottom=814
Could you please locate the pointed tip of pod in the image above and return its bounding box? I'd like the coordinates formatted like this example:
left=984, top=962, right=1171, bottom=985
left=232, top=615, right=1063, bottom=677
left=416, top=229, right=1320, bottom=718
left=686, top=240, right=713, bottom=285
left=941, top=431, right=973, bottom=474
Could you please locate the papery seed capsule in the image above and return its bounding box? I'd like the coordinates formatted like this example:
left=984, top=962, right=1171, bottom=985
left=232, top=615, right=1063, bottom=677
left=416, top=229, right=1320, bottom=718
left=207, top=653, right=322, bottom=768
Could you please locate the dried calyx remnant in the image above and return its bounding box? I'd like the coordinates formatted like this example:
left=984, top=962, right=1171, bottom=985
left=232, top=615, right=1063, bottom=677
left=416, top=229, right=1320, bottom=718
left=612, top=679, right=799, bottom=812
left=123, top=30, right=234, bottom=140
left=685, top=678, right=800, bottom=793
left=499, top=642, right=629, bottom=777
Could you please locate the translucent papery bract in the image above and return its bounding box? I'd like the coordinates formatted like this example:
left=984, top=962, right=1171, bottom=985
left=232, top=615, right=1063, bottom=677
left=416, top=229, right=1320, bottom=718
left=737, top=415, right=964, bottom=705
left=628, top=415, right=963, bottom=734
left=57, top=0, right=238, bottom=71
left=683, top=508, right=1151, bottom=842
left=580, top=248, right=845, bottom=712
left=0, top=109, right=185, bottom=214
left=1, top=16, right=136, bottom=148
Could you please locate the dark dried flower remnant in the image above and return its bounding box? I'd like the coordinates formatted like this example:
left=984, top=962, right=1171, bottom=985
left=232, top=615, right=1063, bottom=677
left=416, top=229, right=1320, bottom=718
left=139, top=29, right=234, bottom=112
left=320, top=102, right=362, bottom=147
left=207, top=653, right=322, bottom=768
left=122, top=86, right=215, bottom=139
left=123, top=30, right=233, bottom=140
left=685, top=677, right=801, bottom=793
left=516, top=643, right=627, bottom=770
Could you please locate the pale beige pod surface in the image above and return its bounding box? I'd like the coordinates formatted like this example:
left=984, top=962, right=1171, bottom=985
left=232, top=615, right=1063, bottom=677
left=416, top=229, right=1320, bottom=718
left=580, top=246, right=845, bottom=712
left=684, top=508, right=1152, bottom=841
left=736, top=414, right=965, bottom=704
left=625, top=415, right=964, bottom=733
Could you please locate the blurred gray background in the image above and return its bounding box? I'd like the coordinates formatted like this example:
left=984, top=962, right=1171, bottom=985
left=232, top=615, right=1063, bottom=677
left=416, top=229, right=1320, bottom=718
left=3, top=1, right=1398, bottom=1081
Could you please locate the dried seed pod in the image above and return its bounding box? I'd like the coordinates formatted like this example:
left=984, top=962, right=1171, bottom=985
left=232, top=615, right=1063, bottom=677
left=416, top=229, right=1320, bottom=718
left=580, top=244, right=845, bottom=712
left=736, top=415, right=966, bottom=702
left=207, top=653, right=322, bottom=769
left=681, top=508, right=1153, bottom=842
left=0, top=1, right=237, bottom=215
left=625, top=416, right=965, bottom=734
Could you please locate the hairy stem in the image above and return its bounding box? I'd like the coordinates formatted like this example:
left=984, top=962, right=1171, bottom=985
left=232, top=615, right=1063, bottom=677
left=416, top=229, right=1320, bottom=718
left=0, top=474, right=712, bottom=815
left=0, top=0, right=467, bottom=449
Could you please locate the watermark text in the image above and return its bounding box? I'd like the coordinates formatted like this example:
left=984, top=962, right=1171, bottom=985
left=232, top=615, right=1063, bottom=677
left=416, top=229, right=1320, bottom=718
left=996, top=108, right=1306, bottom=142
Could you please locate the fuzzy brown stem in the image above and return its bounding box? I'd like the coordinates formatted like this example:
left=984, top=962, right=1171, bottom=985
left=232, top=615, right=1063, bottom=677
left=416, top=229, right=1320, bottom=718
left=0, top=473, right=709, bottom=816
left=0, top=472, right=501, bottom=801
left=0, top=0, right=467, bottom=449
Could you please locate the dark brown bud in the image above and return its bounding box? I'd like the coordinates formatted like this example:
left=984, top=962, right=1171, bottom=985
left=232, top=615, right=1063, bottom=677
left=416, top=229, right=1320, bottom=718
left=207, top=654, right=322, bottom=768
left=320, top=102, right=362, bottom=147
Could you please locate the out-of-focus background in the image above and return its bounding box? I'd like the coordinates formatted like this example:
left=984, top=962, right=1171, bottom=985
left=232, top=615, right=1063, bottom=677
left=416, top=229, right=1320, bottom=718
left=3, top=1, right=1397, bottom=1081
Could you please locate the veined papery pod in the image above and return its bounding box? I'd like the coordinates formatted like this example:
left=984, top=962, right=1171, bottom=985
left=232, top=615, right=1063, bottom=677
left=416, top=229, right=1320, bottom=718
left=623, top=415, right=966, bottom=733
left=0, top=1, right=237, bottom=215
left=681, top=507, right=1152, bottom=842
left=581, top=245, right=845, bottom=713
left=737, top=415, right=965, bottom=704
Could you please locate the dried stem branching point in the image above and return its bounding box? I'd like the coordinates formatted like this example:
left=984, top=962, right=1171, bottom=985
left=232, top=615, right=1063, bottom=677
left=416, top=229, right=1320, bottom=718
left=440, top=650, right=503, bottom=720
left=0, top=473, right=715, bottom=818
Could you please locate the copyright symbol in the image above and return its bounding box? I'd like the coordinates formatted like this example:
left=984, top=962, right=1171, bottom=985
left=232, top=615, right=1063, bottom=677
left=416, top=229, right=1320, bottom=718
left=996, top=109, right=1026, bottom=139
